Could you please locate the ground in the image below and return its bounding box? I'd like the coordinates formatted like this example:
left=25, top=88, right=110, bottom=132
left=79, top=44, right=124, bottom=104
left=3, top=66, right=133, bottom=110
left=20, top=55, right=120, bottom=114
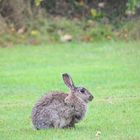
left=0, top=41, right=140, bottom=140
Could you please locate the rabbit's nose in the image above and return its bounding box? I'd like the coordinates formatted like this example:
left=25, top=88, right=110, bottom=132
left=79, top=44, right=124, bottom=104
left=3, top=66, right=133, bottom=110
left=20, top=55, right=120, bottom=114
left=89, top=95, right=94, bottom=101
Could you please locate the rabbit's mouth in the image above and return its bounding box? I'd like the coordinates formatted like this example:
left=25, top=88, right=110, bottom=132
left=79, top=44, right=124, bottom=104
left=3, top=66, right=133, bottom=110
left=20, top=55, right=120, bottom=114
left=84, top=96, right=93, bottom=103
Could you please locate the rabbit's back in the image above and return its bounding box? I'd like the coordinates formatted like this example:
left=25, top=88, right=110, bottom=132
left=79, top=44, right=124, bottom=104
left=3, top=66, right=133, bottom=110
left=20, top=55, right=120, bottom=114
left=35, top=92, right=68, bottom=107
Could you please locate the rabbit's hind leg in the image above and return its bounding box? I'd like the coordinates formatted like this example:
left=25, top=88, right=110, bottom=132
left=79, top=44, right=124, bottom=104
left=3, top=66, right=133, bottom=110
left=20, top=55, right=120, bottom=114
left=35, top=119, right=52, bottom=130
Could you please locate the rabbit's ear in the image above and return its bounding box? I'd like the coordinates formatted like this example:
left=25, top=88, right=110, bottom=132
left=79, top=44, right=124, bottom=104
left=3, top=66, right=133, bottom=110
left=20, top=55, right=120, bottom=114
left=62, top=73, right=75, bottom=90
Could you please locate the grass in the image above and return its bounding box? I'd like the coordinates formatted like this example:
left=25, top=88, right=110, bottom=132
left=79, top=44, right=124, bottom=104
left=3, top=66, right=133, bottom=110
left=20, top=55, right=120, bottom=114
left=0, top=41, right=140, bottom=140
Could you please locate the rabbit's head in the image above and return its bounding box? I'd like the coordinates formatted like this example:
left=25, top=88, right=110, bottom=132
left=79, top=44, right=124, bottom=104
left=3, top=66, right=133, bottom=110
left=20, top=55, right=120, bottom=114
left=62, top=73, right=94, bottom=103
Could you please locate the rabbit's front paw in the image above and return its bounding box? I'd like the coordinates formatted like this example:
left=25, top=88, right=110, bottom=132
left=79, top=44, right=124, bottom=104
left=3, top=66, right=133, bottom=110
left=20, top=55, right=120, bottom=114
left=75, top=115, right=81, bottom=120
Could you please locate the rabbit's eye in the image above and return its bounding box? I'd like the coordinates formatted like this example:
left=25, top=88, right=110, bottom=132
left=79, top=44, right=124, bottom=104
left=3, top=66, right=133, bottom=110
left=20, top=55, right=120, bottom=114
left=80, top=88, right=85, bottom=93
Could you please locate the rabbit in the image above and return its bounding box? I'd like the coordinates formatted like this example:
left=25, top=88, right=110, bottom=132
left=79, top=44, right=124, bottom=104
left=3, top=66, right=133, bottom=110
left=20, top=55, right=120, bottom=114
left=32, top=73, right=94, bottom=130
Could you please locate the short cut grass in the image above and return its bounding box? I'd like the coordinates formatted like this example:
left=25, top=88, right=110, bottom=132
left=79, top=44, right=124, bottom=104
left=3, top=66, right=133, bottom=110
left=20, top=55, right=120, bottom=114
left=0, top=41, right=140, bottom=140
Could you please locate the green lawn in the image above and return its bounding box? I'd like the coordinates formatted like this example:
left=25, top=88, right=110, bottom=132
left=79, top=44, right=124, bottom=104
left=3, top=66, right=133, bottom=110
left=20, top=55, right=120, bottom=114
left=0, top=41, right=140, bottom=140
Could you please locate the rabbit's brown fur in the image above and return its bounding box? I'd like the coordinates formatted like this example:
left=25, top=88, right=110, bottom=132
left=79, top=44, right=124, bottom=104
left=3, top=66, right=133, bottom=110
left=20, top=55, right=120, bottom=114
left=32, top=74, right=93, bottom=130
left=32, top=92, right=75, bottom=129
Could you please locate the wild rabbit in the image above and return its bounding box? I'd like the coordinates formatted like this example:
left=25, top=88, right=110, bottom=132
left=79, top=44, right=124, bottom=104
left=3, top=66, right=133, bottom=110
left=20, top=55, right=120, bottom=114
left=32, top=73, right=94, bottom=129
